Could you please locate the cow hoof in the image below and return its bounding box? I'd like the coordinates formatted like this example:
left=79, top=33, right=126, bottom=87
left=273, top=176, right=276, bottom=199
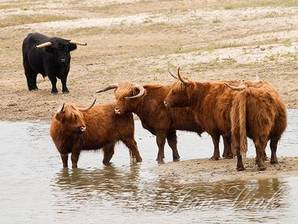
left=270, top=158, right=278, bottom=164
left=157, top=159, right=165, bottom=164
left=173, top=155, right=180, bottom=162
left=210, top=156, right=219, bottom=161
left=224, top=155, right=234, bottom=159
left=51, top=91, right=58, bottom=95
left=103, top=161, right=112, bottom=166
left=136, top=157, right=143, bottom=163
left=63, top=90, right=69, bottom=94
left=237, top=166, right=245, bottom=171
left=258, top=166, right=266, bottom=171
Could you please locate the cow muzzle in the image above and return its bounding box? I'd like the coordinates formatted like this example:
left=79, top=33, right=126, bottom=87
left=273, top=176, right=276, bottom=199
left=114, top=108, right=121, bottom=115
left=79, top=126, right=86, bottom=132
left=163, top=100, right=168, bottom=107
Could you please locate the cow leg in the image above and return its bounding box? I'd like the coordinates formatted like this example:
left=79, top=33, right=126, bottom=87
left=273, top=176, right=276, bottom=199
left=156, top=132, right=166, bottom=164
left=254, top=138, right=267, bottom=171
left=23, top=57, right=38, bottom=90
left=270, top=136, right=280, bottom=164
left=166, top=131, right=180, bottom=161
left=71, top=147, right=81, bottom=168
left=48, top=75, right=58, bottom=94
left=222, top=135, right=233, bottom=159
left=60, top=153, right=68, bottom=168
left=236, top=150, right=245, bottom=171
left=103, top=143, right=115, bottom=165
left=210, top=133, right=220, bottom=160
left=25, top=72, right=38, bottom=91
left=122, top=138, right=142, bottom=163
left=61, top=76, right=69, bottom=93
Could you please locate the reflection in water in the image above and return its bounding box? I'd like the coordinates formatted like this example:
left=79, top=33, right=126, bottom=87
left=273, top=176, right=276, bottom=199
left=52, top=165, right=287, bottom=214
left=1, top=110, right=298, bottom=223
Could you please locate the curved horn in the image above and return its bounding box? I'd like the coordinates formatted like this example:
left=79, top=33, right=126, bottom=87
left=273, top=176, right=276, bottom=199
left=70, top=40, right=87, bottom=46
left=224, top=82, right=246, bottom=91
left=177, top=67, right=188, bottom=84
left=78, top=99, right=96, bottom=112
left=58, top=103, right=65, bottom=113
left=96, top=84, right=118, bottom=93
left=168, top=66, right=178, bottom=79
left=125, top=85, right=145, bottom=99
left=36, top=42, right=52, bottom=48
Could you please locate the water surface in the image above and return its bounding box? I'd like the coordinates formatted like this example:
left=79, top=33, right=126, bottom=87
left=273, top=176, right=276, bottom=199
left=0, top=110, right=297, bottom=224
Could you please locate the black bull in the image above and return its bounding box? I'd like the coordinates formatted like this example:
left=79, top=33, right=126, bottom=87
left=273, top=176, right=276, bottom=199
left=22, top=32, right=86, bottom=94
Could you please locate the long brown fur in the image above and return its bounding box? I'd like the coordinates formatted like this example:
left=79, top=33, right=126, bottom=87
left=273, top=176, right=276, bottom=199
left=164, top=78, right=287, bottom=171
left=110, top=81, right=231, bottom=163
left=50, top=102, right=142, bottom=168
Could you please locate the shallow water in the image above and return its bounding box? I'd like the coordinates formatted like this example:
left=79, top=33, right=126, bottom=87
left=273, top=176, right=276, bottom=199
left=0, top=110, right=298, bottom=224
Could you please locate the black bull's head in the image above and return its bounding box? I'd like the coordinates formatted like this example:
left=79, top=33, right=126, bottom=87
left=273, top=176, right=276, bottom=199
left=36, top=39, right=87, bottom=64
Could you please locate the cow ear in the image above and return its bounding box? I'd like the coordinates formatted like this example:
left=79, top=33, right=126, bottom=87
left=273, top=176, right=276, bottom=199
left=69, top=43, right=77, bottom=51
left=55, top=112, right=65, bottom=123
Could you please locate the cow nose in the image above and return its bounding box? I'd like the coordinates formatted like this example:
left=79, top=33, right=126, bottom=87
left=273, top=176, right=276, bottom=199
left=163, top=101, right=168, bottom=107
left=114, top=108, right=121, bottom=114
left=80, top=126, right=86, bottom=132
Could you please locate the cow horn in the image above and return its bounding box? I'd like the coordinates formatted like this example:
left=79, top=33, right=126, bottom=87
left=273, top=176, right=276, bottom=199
left=78, top=99, right=96, bottom=112
left=125, top=85, right=145, bottom=99
left=59, top=103, right=65, bottom=113
left=168, top=66, right=178, bottom=79
left=224, top=82, right=246, bottom=91
left=70, top=40, right=87, bottom=46
left=96, top=84, right=118, bottom=93
left=36, top=42, right=52, bottom=48
left=177, top=67, right=188, bottom=85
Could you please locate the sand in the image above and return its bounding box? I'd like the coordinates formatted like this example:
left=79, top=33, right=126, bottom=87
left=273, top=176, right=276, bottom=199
left=0, top=0, right=298, bottom=121
left=154, top=157, right=298, bottom=183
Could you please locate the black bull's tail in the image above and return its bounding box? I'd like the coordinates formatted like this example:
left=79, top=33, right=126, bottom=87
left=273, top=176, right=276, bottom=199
left=231, top=91, right=247, bottom=156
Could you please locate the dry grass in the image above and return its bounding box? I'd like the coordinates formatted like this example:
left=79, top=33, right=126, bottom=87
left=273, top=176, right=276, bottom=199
left=0, top=14, right=74, bottom=28
left=0, top=0, right=297, bottom=120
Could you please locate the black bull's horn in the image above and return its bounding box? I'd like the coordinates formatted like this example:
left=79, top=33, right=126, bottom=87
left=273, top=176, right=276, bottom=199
left=36, top=42, right=52, bottom=48
left=70, top=40, right=87, bottom=46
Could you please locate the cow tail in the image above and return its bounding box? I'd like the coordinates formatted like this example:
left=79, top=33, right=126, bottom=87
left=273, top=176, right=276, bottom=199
left=231, top=90, right=247, bottom=156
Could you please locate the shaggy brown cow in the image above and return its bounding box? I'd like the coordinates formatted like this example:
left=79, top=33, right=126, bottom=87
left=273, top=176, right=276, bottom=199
left=50, top=99, right=142, bottom=168
left=97, top=81, right=232, bottom=163
left=164, top=69, right=287, bottom=171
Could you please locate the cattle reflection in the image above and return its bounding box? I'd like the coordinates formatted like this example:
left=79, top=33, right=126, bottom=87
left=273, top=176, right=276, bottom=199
left=53, top=167, right=287, bottom=212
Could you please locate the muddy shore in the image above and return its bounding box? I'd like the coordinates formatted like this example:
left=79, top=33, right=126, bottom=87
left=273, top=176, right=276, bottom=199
left=0, top=0, right=298, bottom=121
left=154, top=157, right=298, bottom=183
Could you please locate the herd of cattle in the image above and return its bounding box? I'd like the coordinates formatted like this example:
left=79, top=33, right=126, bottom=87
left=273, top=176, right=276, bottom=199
left=22, top=33, right=287, bottom=171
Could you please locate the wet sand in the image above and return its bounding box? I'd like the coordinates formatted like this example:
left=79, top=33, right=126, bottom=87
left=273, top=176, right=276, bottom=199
left=155, top=157, right=298, bottom=183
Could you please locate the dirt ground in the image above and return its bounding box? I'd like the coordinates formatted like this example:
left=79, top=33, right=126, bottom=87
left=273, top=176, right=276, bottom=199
left=154, top=157, right=298, bottom=183
left=0, top=0, right=298, bottom=121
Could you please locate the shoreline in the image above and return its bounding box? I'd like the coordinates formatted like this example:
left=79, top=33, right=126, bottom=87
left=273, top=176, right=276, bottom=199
left=154, top=157, right=298, bottom=183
